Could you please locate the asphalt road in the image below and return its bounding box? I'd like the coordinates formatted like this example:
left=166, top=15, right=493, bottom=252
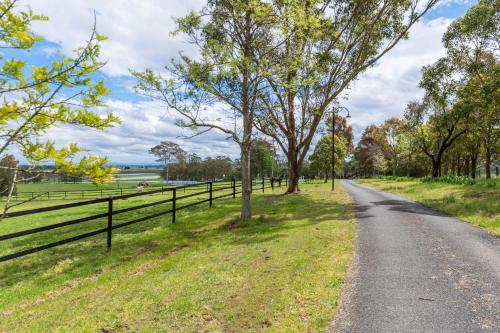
left=330, top=180, right=500, bottom=333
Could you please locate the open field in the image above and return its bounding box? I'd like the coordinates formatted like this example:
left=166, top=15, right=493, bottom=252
left=354, top=178, right=500, bottom=235
left=17, top=179, right=164, bottom=193
left=0, top=181, right=355, bottom=332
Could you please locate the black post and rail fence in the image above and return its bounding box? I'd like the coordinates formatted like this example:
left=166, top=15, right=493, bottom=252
left=0, top=177, right=293, bottom=263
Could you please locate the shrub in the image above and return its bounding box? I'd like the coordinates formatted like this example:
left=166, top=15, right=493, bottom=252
left=382, top=176, right=413, bottom=182
left=421, top=175, right=476, bottom=185
left=443, top=194, right=457, bottom=204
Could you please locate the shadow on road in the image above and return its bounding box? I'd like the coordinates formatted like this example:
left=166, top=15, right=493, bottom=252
left=372, top=199, right=448, bottom=217
left=351, top=199, right=448, bottom=219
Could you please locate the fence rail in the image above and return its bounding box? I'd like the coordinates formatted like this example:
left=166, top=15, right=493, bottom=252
left=0, top=177, right=287, bottom=263
left=3, top=177, right=289, bottom=201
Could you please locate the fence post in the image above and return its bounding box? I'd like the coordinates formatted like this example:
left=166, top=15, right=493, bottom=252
left=251, top=178, right=253, bottom=193
left=271, top=178, right=274, bottom=191
left=232, top=178, right=236, bottom=199
left=209, top=182, right=213, bottom=207
left=262, top=177, right=265, bottom=192
left=172, top=188, right=176, bottom=223
left=107, top=197, right=113, bottom=251
left=285, top=177, right=288, bottom=187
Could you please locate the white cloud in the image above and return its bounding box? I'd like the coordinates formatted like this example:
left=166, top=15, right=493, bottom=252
left=342, top=18, right=452, bottom=140
left=40, top=99, right=241, bottom=163
left=28, top=0, right=205, bottom=76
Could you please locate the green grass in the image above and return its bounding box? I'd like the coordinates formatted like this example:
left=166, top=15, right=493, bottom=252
left=355, top=178, right=500, bottom=235
left=16, top=180, right=164, bottom=193
left=0, top=181, right=355, bottom=332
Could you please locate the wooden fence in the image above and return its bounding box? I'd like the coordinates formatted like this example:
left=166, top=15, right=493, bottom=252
left=0, top=178, right=286, bottom=263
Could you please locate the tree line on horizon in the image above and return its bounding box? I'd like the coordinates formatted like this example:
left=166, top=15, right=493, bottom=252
left=149, top=139, right=290, bottom=182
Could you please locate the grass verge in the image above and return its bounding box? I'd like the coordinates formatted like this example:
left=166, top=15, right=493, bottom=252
left=0, top=181, right=354, bottom=332
left=354, top=178, right=499, bottom=235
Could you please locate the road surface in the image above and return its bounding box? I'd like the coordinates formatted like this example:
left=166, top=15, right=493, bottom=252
left=330, top=180, right=500, bottom=333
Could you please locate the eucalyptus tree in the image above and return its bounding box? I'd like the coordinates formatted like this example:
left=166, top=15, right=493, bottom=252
left=405, top=58, right=470, bottom=178
left=254, top=0, right=438, bottom=192
left=308, top=134, right=347, bottom=181
left=380, top=117, right=406, bottom=176
left=0, top=1, right=119, bottom=215
left=133, top=1, right=273, bottom=221
left=149, top=141, right=185, bottom=182
left=443, top=0, right=499, bottom=178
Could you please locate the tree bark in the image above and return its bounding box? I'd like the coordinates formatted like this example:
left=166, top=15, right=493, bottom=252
left=240, top=143, right=252, bottom=221
left=287, top=149, right=300, bottom=193
left=471, top=155, right=477, bottom=179
left=485, top=147, right=492, bottom=179
left=392, top=152, right=397, bottom=176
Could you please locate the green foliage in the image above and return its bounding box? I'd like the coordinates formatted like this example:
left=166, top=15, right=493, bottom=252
left=354, top=0, right=500, bottom=180
left=250, top=139, right=274, bottom=178
left=165, top=154, right=237, bottom=181
left=421, top=175, right=476, bottom=185
left=254, top=0, right=438, bottom=191
left=0, top=155, right=17, bottom=197
left=381, top=176, right=414, bottom=182
left=0, top=1, right=119, bottom=186
left=309, top=134, right=347, bottom=178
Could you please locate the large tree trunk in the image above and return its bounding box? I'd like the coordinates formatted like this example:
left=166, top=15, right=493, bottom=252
left=392, top=153, right=397, bottom=176
left=431, top=150, right=445, bottom=178
left=287, top=149, right=300, bottom=193
left=471, top=156, right=477, bottom=178
left=485, top=147, right=492, bottom=179
left=464, top=157, right=470, bottom=178
left=240, top=143, right=252, bottom=221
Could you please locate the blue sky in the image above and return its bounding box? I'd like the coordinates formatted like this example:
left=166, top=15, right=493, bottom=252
left=4, top=0, right=475, bottom=164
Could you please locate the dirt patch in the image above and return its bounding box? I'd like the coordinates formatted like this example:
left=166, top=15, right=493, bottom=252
left=159, top=243, right=190, bottom=259
left=127, top=262, right=159, bottom=277
left=1, top=278, right=85, bottom=318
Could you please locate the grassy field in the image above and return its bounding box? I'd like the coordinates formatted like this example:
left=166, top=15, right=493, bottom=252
left=16, top=180, right=164, bottom=192
left=354, top=178, right=500, bottom=235
left=0, top=181, right=355, bottom=332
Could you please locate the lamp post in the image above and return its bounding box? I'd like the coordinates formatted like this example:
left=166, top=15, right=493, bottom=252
left=331, top=106, right=351, bottom=191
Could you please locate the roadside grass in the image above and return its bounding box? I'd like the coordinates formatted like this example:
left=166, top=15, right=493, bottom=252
left=0, top=181, right=355, bottom=332
left=354, top=178, right=500, bottom=235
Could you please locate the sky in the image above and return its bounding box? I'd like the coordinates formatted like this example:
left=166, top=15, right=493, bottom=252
left=6, top=0, right=475, bottom=164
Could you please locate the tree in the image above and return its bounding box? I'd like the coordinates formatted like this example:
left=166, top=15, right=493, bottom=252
left=133, top=1, right=273, bottom=221
left=380, top=117, right=406, bottom=176
left=443, top=0, right=500, bottom=178
left=150, top=141, right=185, bottom=182
left=0, top=1, right=119, bottom=215
left=0, top=155, right=17, bottom=197
left=250, top=139, right=273, bottom=178
left=408, top=57, right=470, bottom=178
left=309, top=134, right=347, bottom=181
left=373, top=151, right=387, bottom=176
left=254, top=0, right=438, bottom=193
left=353, top=125, right=382, bottom=177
